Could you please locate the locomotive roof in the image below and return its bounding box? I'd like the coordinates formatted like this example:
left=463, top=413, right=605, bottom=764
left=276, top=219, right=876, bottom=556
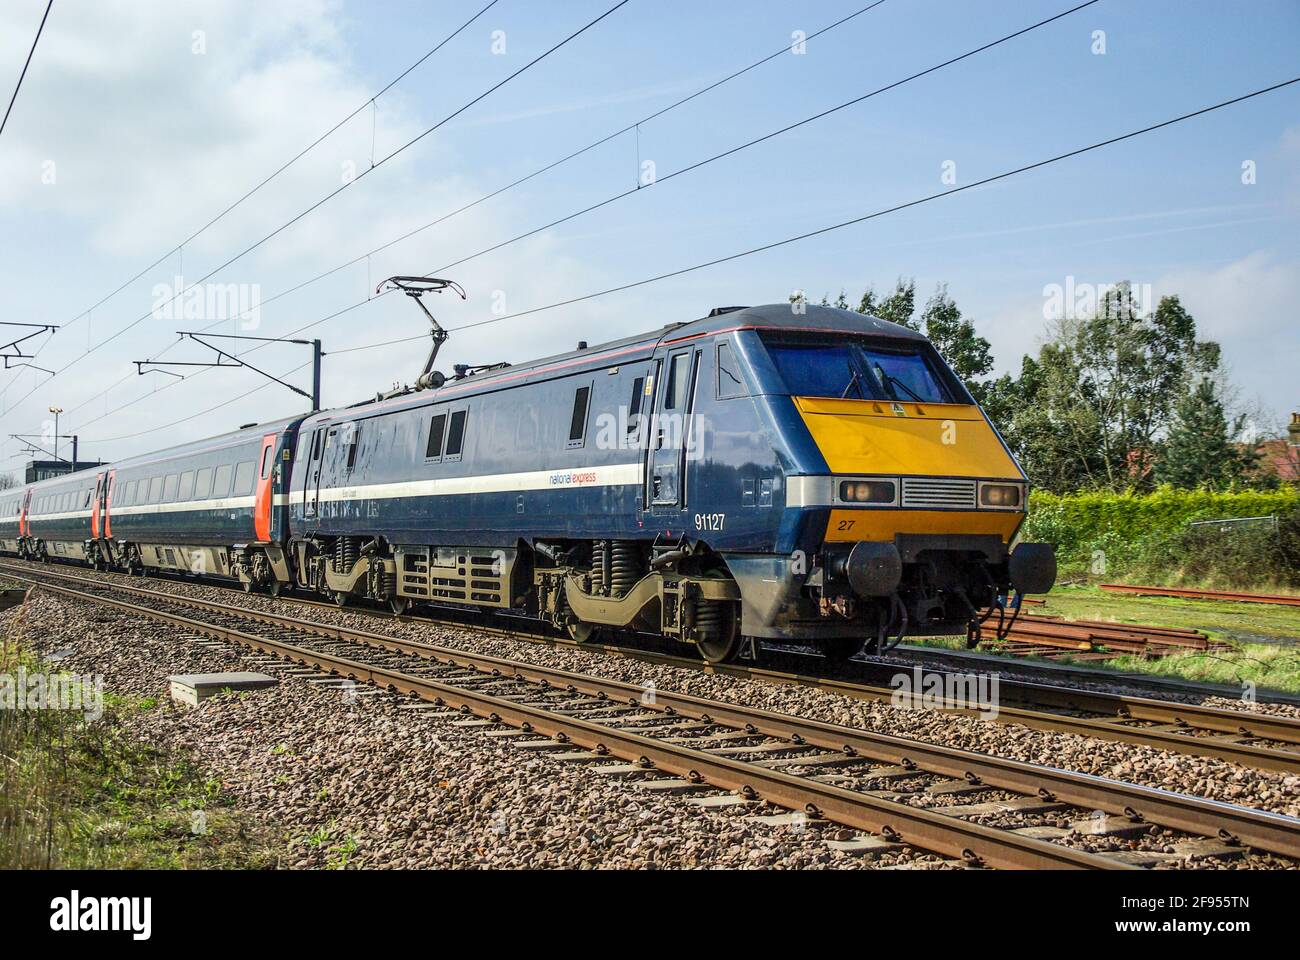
left=668, top=303, right=926, bottom=343
left=310, top=304, right=927, bottom=424
left=522, top=303, right=926, bottom=373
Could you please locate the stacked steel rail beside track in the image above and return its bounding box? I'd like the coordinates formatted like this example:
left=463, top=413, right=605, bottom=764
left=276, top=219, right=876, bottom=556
left=1100, top=584, right=1300, bottom=607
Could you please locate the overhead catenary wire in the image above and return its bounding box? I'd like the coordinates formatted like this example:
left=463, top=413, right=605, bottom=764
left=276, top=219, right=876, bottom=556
left=6, top=0, right=631, bottom=413
left=0, top=0, right=53, bottom=141
left=1, top=0, right=500, bottom=388
left=205, top=0, right=1108, bottom=352
left=57, top=1, right=890, bottom=431
left=426, top=0, right=1103, bottom=276
left=77, top=75, right=1300, bottom=446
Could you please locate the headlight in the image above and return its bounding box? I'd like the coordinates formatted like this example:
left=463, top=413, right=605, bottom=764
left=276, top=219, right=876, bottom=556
left=979, top=483, right=1022, bottom=508
left=839, top=479, right=896, bottom=504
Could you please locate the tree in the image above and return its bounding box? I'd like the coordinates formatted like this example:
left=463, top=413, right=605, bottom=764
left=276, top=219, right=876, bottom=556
left=0, top=473, right=13, bottom=491
left=996, top=285, right=1224, bottom=492
left=865, top=279, right=917, bottom=330
left=1155, top=378, right=1252, bottom=488
left=919, top=284, right=993, bottom=403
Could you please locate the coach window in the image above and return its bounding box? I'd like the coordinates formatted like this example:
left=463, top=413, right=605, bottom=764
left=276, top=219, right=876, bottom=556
left=123, top=480, right=136, bottom=505
left=345, top=424, right=362, bottom=473
left=665, top=353, right=690, bottom=410
left=234, top=460, right=255, bottom=496
left=194, top=468, right=212, bottom=500
left=445, top=410, right=467, bottom=461
left=260, top=443, right=275, bottom=479
left=567, top=384, right=591, bottom=449
left=425, top=413, right=447, bottom=461
left=163, top=474, right=179, bottom=502
left=213, top=464, right=232, bottom=499
left=717, top=342, right=746, bottom=399
left=148, top=476, right=163, bottom=503
left=179, top=471, right=195, bottom=501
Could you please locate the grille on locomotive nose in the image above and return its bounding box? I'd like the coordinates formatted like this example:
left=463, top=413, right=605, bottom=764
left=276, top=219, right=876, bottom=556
left=900, top=477, right=977, bottom=509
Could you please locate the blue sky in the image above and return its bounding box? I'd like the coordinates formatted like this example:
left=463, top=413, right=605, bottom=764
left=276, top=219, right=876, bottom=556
left=1, top=0, right=1297, bottom=472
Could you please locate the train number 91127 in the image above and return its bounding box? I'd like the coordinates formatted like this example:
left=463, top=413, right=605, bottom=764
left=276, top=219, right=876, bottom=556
left=694, top=512, right=726, bottom=531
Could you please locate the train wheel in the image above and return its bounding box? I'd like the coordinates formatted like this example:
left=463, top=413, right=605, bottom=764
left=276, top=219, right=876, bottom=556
left=389, top=596, right=409, bottom=616
left=695, top=601, right=740, bottom=664
left=267, top=580, right=284, bottom=598
left=566, top=617, right=596, bottom=643
left=242, top=579, right=256, bottom=594
left=333, top=590, right=350, bottom=607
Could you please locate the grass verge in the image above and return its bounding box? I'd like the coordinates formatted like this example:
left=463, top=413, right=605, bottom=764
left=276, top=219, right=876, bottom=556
left=1, top=604, right=280, bottom=869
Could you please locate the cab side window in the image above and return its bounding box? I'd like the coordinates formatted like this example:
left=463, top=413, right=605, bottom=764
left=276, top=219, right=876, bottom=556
left=716, top=341, right=746, bottom=399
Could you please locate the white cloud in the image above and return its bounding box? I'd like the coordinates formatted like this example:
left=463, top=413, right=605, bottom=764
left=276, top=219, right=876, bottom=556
left=0, top=0, right=628, bottom=464
left=1155, top=251, right=1300, bottom=424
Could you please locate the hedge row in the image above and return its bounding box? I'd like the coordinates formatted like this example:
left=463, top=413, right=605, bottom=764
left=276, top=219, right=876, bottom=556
left=1022, top=485, right=1300, bottom=556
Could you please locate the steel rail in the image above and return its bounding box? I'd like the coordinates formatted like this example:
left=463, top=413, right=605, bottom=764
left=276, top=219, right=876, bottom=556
left=9, top=564, right=1300, bottom=863
left=1100, top=583, right=1300, bottom=607
left=5, top=559, right=1300, bottom=774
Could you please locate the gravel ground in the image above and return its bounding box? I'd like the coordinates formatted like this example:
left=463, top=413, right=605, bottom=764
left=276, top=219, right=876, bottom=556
left=92, top=571, right=1300, bottom=820
left=4, top=590, right=962, bottom=869
left=5, top=564, right=1298, bottom=869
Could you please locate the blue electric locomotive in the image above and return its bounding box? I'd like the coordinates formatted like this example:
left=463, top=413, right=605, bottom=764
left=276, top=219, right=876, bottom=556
left=289, top=303, right=1053, bottom=661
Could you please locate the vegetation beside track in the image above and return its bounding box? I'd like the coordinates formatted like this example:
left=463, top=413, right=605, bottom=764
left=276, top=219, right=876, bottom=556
left=913, top=584, right=1300, bottom=694
left=1023, top=488, right=1300, bottom=593
left=0, top=605, right=278, bottom=869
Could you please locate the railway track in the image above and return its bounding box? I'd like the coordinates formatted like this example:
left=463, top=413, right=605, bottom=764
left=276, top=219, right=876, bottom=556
left=5, top=560, right=1300, bottom=869
left=1100, top=583, right=1300, bottom=607
left=5, top=559, right=1300, bottom=775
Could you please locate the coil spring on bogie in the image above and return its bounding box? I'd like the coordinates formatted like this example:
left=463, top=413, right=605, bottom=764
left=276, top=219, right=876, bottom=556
left=333, top=536, right=360, bottom=574
left=591, top=540, right=612, bottom=596
left=609, top=540, right=639, bottom=597
left=693, top=598, right=723, bottom=641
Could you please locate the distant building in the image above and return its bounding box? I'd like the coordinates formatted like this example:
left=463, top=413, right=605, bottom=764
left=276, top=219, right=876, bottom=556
left=1260, top=412, right=1300, bottom=483
left=23, top=459, right=107, bottom=483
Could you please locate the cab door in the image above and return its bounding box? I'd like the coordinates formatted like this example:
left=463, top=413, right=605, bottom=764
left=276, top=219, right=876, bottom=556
left=648, top=348, right=699, bottom=511
left=302, top=426, right=325, bottom=521
left=103, top=469, right=115, bottom=539
left=91, top=472, right=105, bottom=539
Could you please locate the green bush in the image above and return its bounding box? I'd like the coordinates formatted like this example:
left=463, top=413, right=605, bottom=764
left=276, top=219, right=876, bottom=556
left=1022, top=486, right=1300, bottom=589
left=1123, top=514, right=1300, bottom=590
left=1023, top=486, right=1300, bottom=555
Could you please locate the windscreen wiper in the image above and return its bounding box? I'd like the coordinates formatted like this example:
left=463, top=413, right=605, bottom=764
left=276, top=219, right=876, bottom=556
left=875, top=365, right=923, bottom=402
left=841, top=365, right=863, bottom=400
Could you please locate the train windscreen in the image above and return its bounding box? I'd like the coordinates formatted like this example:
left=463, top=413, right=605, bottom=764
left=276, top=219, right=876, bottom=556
left=760, top=333, right=958, bottom=404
